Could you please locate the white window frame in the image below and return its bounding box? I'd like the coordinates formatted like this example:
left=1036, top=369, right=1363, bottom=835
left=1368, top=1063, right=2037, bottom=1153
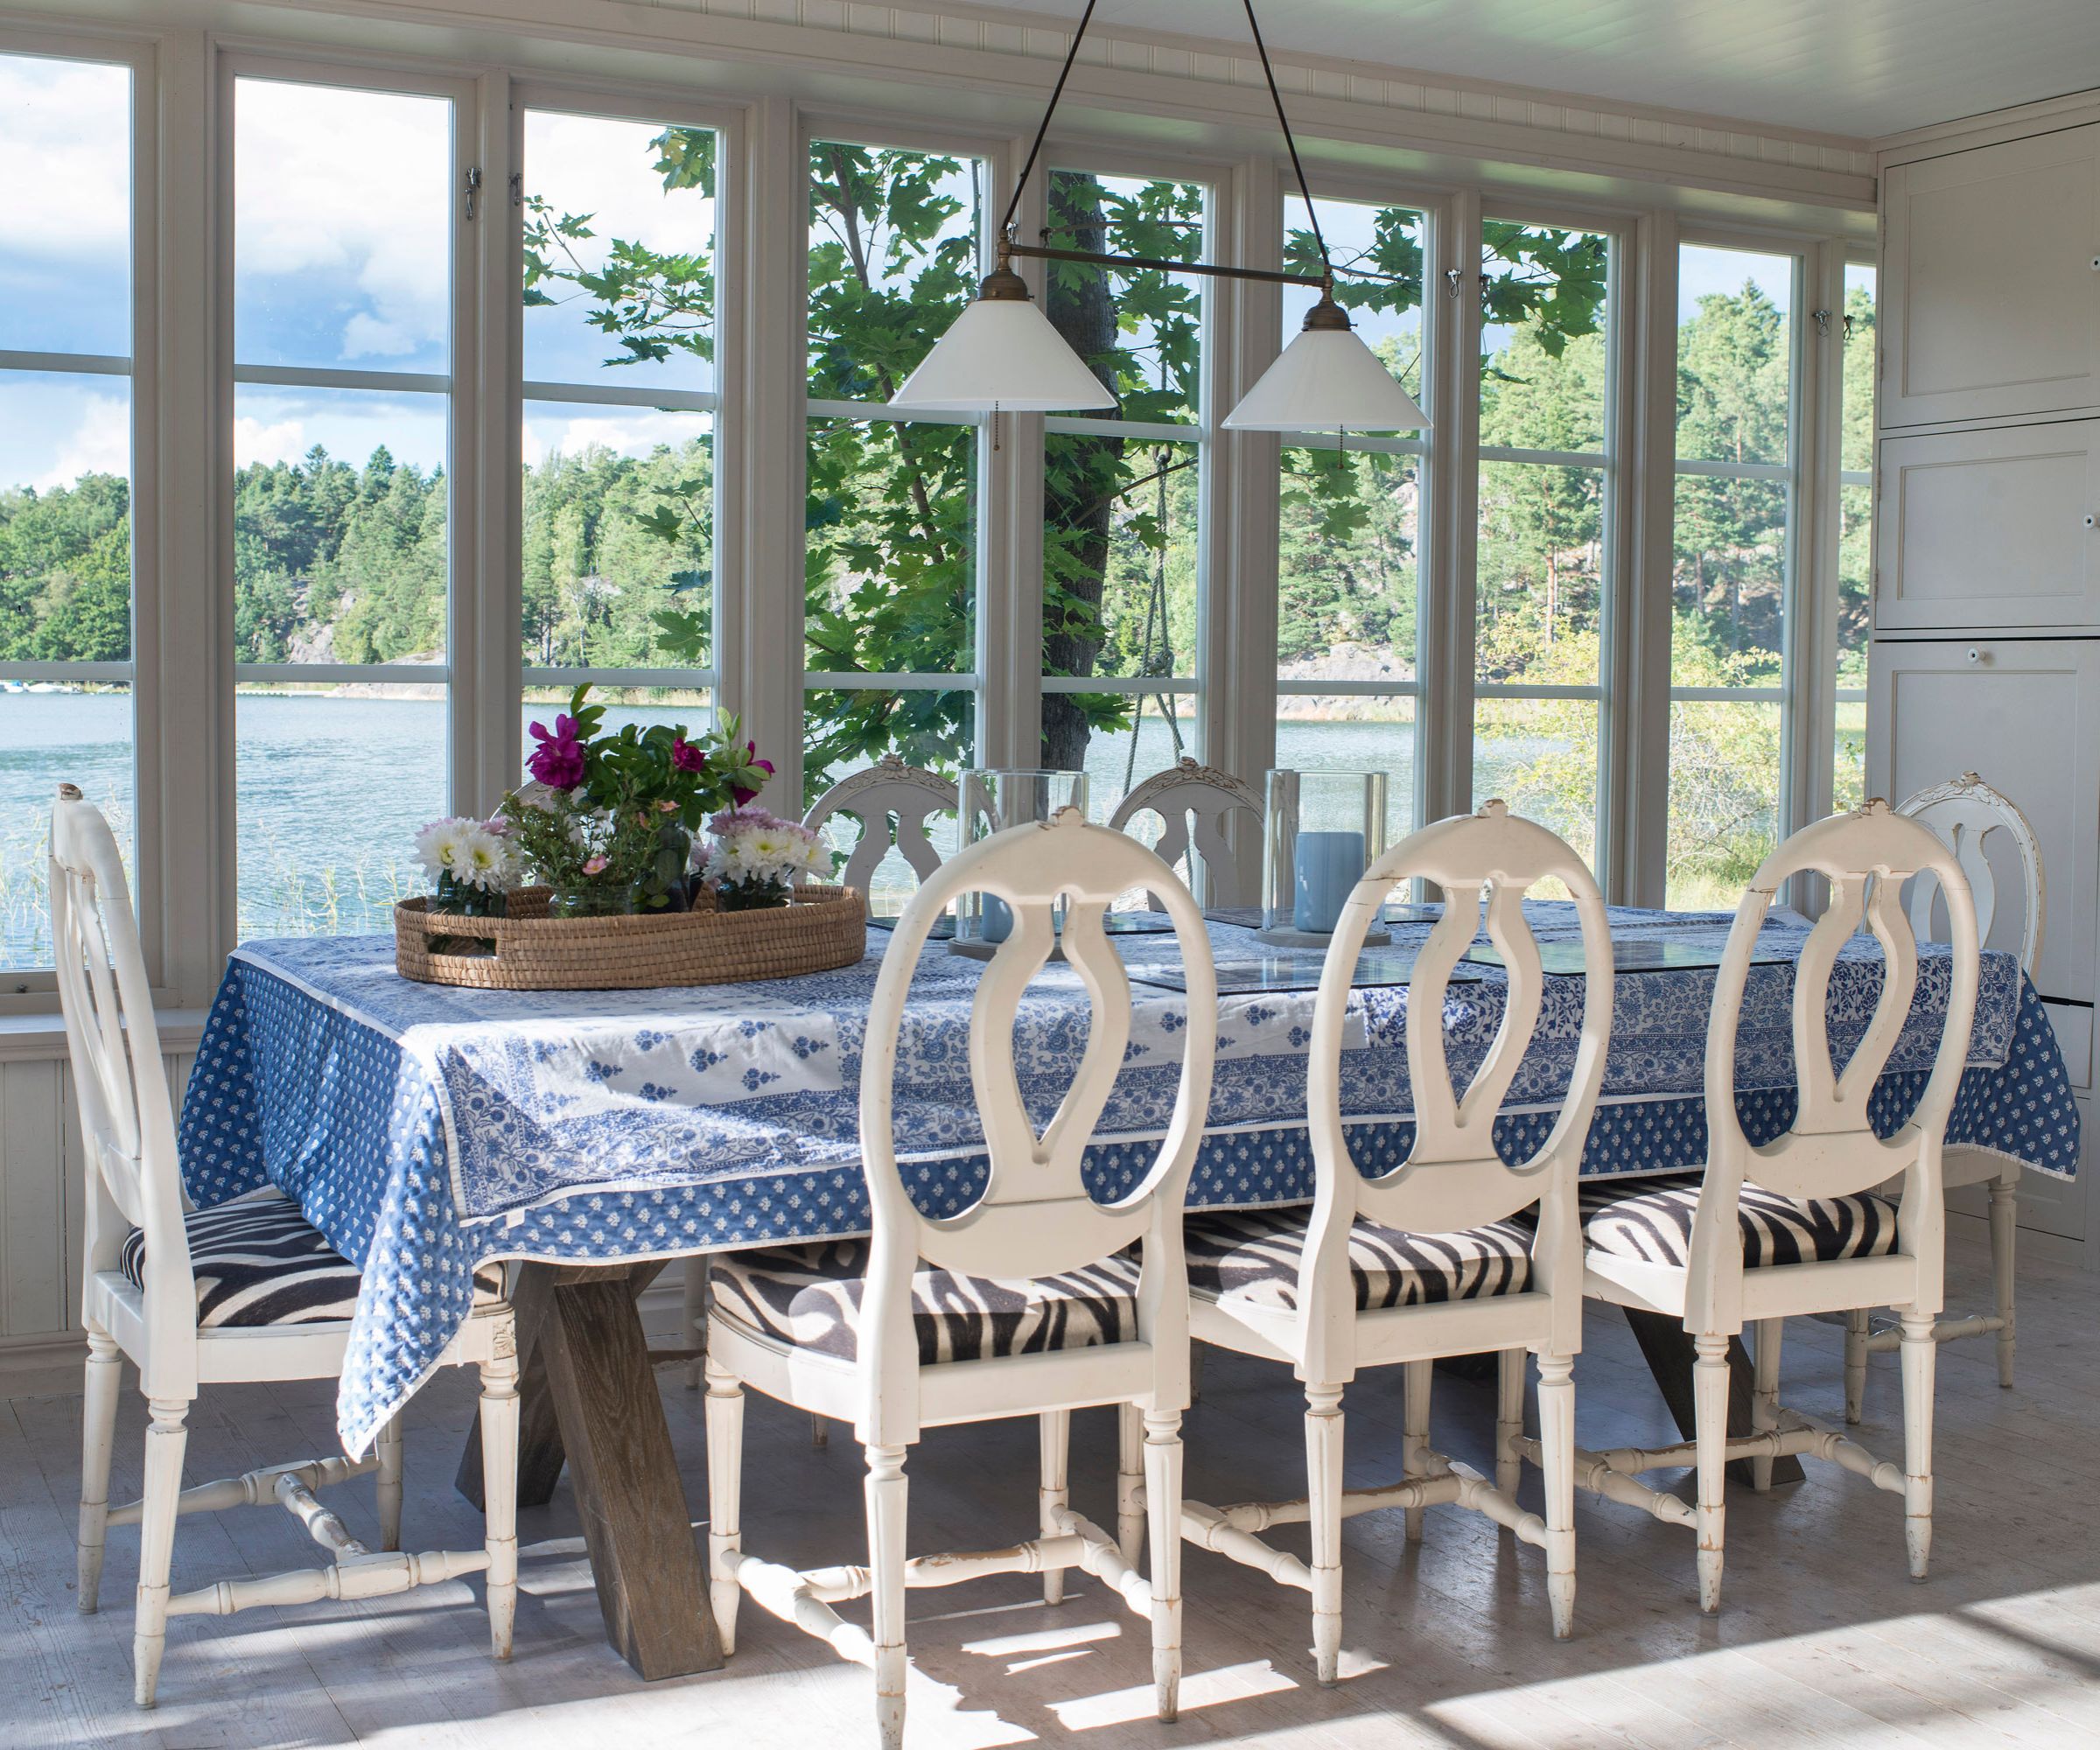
left=798, top=116, right=1010, bottom=797
left=0, top=32, right=159, bottom=1005
left=1032, top=141, right=1224, bottom=798
left=1270, top=180, right=1440, bottom=836
left=509, top=84, right=736, bottom=726
left=1470, top=200, right=1628, bottom=874
left=217, top=52, right=481, bottom=954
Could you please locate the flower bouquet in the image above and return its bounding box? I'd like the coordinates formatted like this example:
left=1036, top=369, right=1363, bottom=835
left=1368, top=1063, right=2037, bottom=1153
left=699, top=808, right=834, bottom=911
left=413, top=815, right=521, bottom=954
left=499, top=684, right=774, bottom=914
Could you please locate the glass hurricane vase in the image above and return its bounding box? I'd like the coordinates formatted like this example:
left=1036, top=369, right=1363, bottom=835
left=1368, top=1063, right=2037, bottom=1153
left=427, top=870, right=507, bottom=956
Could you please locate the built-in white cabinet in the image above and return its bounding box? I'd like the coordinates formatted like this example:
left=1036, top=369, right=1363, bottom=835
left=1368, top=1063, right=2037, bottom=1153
left=1881, top=124, right=2100, bottom=429
left=1869, top=638, right=2097, bottom=1241
left=1874, top=420, right=2100, bottom=630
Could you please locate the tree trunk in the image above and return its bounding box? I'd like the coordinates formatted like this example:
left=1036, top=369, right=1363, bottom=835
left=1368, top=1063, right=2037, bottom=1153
left=1040, top=173, right=1124, bottom=772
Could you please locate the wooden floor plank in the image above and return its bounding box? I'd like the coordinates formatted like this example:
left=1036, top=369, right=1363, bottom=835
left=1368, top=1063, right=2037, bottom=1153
left=4, top=1228, right=2096, bottom=1746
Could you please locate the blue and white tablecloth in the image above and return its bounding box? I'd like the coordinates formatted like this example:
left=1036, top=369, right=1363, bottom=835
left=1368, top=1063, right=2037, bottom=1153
left=176, top=905, right=2078, bottom=1454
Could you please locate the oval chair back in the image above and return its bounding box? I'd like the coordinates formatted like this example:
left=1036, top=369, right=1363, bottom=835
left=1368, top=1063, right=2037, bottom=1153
left=1108, top=758, right=1264, bottom=907
left=858, top=808, right=1217, bottom=1433
left=1302, top=801, right=1614, bottom=1375
left=1895, top=772, right=2043, bottom=981
left=50, top=786, right=200, bottom=1395
left=1688, top=800, right=1980, bottom=1333
left=802, top=754, right=959, bottom=914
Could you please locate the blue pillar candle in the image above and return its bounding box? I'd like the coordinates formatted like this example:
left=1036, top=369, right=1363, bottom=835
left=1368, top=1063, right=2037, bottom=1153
left=979, top=894, right=1013, bottom=942
left=1292, top=830, right=1364, bottom=935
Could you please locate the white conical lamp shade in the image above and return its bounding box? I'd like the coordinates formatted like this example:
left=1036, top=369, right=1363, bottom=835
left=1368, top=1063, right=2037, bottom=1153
left=890, top=284, right=1116, bottom=413
left=1224, top=321, right=1430, bottom=433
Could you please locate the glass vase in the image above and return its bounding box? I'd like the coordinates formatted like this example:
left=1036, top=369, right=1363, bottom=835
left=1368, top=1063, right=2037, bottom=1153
left=953, top=768, right=1088, bottom=952
left=715, top=876, right=793, bottom=913
left=1259, top=769, right=1390, bottom=945
left=547, top=883, right=642, bottom=920
left=427, top=871, right=507, bottom=956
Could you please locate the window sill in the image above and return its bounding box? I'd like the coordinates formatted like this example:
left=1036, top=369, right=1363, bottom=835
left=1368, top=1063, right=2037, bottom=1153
left=0, top=1010, right=209, bottom=1064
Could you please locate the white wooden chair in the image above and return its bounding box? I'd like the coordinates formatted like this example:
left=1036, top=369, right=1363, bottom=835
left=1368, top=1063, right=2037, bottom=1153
left=702, top=807, right=1217, bottom=1747
left=802, top=752, right=960, bottom=908
left=1109, top=756, right=1264, bottom=906
left=1176, top=801, right=1614, bottom=1676
left=50, top=785, right=522, bottom=1708
left=1844, top=772, right=2042, bottom=1418
left=1570, top=800, right=1979, bottom=1612
left=688, top=755, right=960, bottom=1416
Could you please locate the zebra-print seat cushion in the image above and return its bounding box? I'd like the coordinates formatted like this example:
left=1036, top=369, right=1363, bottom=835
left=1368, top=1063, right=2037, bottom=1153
left=120, top=1189, right=503, bottom=1328
left=710, top=1240, right=1142, bottom=1365
left=1578, top=1174, right=1899, bottom=1269
left=1182, top=1208, right=1532, bottom=1313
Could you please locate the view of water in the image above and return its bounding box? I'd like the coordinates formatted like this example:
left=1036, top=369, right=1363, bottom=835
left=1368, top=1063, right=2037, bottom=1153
left=4, top=690, right=1568, bottom=967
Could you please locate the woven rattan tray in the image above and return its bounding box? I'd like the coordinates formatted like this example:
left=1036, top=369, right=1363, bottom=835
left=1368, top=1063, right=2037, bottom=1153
left=394, top=885, right=868, bottom=990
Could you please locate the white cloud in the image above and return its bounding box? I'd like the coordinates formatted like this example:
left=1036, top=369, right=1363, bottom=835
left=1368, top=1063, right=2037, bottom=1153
left=522, top=111, right=716, bottom=259
left=232, top=414, right=311, bottom=469
left=0, top=59, right=132, bottom=260
left=34, top=392, right=130, bottom=491
left=522, top=409, right=712, bottom=467
left=233, top=79, right=452, bottom=364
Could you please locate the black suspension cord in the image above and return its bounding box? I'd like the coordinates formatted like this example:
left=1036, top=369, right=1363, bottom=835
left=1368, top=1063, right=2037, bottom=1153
left=1241, top=0, right=1329, bottom=278
left=998, top=0, right=1102, bottom=244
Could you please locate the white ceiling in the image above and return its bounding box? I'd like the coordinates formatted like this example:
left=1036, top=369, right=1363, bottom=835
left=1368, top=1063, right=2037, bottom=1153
left=962, top=0, right=2100, bottom=140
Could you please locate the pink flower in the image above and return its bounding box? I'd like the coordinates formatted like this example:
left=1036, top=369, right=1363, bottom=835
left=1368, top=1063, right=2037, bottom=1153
left=527, top=714, right=586, bottom=790
left=731, top=744, right=776, bottom=808
left=582, top=854, right=610, bottom=877
left=670, top=735, right=707, bottom=774
left=655, top=797, right=680, bottom=812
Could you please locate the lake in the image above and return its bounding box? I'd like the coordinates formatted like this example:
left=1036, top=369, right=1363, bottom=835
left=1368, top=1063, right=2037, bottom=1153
left=4, top=690, right=1565, bottom=967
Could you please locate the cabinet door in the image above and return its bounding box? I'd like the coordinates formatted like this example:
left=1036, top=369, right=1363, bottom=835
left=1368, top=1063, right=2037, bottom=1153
left=1875, top=422, right=2100, bottom=630
left=1866, top=637, right=2099, bottom=1006
left=1882, top=127, right=2100, bottom=427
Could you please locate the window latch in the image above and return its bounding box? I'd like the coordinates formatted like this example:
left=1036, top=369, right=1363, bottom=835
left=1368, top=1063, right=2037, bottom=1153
left=464, top=165, right=483, bottom=220
left=1443, top=266, right=1462, bottom=298
left=509, top=171, right=524, bottom=208
left=1812, top=307, right=1830, bottom=337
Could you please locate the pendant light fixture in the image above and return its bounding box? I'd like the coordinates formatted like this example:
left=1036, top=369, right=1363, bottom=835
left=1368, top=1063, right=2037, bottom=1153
left=890, top=0, right=1429, bottom=438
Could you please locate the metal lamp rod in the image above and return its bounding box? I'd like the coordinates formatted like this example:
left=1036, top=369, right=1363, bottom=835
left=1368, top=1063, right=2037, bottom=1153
left=1007, top=241, right=1325, bottom=289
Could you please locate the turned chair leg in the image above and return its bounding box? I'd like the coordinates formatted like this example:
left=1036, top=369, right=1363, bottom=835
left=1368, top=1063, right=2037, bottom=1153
left=1749, top=1318, right=1782, bottom=1493
left=1494, top=1347, right=1525, bottom=1502
left=1692, top=1334, right=1729, bottom=1614
left=1305, top=1382, right=1344, bottom=1685
left=77, top=1328, right=121, bottom=1615
left=704, top=1359, right=746, bottom=1656
left=1402, top=1359, right=1432, bottom=1544
left=864, top=1443, right=910, bottom=1750
left=1116, top=1401, right=1144, bottom=1566
left=1039, top=1409, right=1070, bottom=1605
left=1144, top=1410, right=1184, bottom=1722
left=1900, top=1312, right=1937, bottom=1580
left=1536, top=1353, right=1577, bottom=1640
left=1844, top=1309, right=1870, bottom=1424
left=374, top=1411, right=405, bottom=1552
left=133, top=1397, right=190, bottom=1708
left=1988, top=1174, right=2017, bottom=1390
left=477, top=1350, right=521, bottom=1660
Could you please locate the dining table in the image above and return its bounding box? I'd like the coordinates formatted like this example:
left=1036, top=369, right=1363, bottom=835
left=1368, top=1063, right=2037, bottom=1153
left=176, top=900, right=2079, bottom=1678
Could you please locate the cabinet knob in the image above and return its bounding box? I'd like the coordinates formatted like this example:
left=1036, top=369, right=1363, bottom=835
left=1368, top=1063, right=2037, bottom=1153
left=2088, top=514, right=2098, bottom=529
left=1966, top=647, right=1985, bottom=664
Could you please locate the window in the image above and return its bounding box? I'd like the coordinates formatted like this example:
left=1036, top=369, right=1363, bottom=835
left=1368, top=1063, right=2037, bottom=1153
left=1474, top=219, right=1613, bottom=869
left=1667, top=242, right=1797, bottom=906
left=1039, top=169, right=1208, bottom=822
left=1834, top=262, right=1875, bottom=810
left=1275, top=193, right=1425, bottom=842
left=803, top=139, right=983, bottom=907
left=517, top=105, right=720, bottom=759
left=0, top=52, right=135, bottom=971
left=229, top=74, right=459, bottom=936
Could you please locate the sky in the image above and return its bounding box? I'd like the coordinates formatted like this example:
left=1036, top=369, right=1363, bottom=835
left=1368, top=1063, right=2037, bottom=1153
left=2, top=58, right=721, bottom=492
left=4, top=49, right=1874, bottom=499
